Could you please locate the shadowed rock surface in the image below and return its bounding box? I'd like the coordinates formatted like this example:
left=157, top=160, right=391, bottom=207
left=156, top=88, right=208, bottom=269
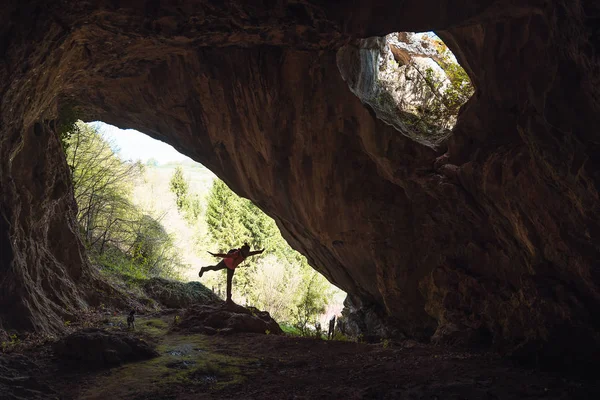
left=53, top=328, right=159, bottom=367
left=177, top=303, right=283, bottom=335
left=10, top=313, right=600, bottom=399
left=1, top=0, right=600, bottom=370
left=0, top=354, right=58, bottom=400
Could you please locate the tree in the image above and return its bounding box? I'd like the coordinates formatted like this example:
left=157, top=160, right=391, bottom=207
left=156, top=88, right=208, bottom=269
left=205, top=179, right=249, bottom=251
left=65, top=121, right=183, bottom=280
left=169, top=166, right=189, bottom=211
left=131, top=215, right=182, bottom=279
left=204, top=177, right=340, bottom=329
left=66, top=122, right=143, bottom=250
left=169, top=166, right=202, bottom=223
left=244, top=255, right=303, bottom=322
left=293, top=266, right=333, bottom=335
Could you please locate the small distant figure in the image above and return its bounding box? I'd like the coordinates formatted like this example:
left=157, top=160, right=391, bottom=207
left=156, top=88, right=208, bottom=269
left=127, top=310, right=135, bottom=330
left=328, top=315, right=336, bottom=340
left=315, top=322, right=322, bottom=339
left=199, top=243, right=264, bottom=303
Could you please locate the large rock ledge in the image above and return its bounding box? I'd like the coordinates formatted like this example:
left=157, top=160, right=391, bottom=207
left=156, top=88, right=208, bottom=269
left=1, top=1, right=600, bottom=369
left=176, top=303, right=283, bottom=336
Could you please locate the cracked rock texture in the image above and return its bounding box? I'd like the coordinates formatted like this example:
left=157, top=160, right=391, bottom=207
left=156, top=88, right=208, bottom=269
left=1, top=0, right=600, bottom=368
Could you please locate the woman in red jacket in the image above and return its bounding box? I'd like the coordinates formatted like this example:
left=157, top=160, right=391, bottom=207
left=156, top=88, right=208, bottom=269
left=198, top=243, right=264, bottom=303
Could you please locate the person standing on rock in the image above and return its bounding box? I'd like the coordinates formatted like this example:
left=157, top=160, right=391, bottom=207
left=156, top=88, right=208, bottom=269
left=198, top=243, right=264, bottom=303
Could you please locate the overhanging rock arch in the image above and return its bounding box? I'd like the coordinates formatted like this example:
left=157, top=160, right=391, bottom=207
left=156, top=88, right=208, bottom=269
left=1, top=1, right=599, bottom=368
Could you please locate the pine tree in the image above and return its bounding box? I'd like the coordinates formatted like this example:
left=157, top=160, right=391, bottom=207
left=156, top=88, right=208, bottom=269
left=169, top=166, right=189, bottom=211
left=203, top=178, right=339, bottom=325
left=205, top=179, right=249, bottom=251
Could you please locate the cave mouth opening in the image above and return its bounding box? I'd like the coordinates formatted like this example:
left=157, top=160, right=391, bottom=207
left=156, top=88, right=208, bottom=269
left=338, top=31, right=474, bottom=148
left=66, top=120, right=346, bottom=330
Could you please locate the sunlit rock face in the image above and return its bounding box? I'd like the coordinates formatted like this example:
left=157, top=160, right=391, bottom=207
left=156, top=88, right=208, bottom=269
left=337, top=32, right=453, bottom=147
left=1, top=0, right=600, bottom=368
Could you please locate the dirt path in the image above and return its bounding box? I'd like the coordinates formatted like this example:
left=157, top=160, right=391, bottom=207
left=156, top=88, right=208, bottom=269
left=28, top=314, right=600, bottom=399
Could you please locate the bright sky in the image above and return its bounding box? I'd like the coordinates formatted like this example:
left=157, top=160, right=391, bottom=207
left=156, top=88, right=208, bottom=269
left=92, top=121, right=194, bottom=164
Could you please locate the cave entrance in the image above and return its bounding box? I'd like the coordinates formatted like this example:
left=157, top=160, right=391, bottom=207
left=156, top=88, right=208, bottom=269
left=66, top=121, right=345, bottom=334
left=338, top=31, right=474, bottom=148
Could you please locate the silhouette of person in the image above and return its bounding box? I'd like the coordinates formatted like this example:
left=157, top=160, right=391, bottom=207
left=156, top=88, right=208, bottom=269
left=199, top=243, right=264, bottom=303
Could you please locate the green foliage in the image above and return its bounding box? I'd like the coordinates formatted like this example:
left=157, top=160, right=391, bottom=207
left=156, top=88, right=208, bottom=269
left=169, top=167, right=189, bottom=211
left=332, top=331, right=350, bottom=342
left=137, top=318, right=170, bottom=339
left=204, top=178, right=340, bottom=328
left=64, top=122, right=342, bottom=327
left=183, top=194, right=202, bottom=222
left=293, top=270, right=330, bottom=335
left=65, top=121, right=184, bottom=280
left=97, top=248, right=149, bottom=280
left=142, top=278, right=220, bottom=307
left=279, top=323, right=302, bottom=336
left=1, top=334, right=19, bottom=352
left=205, top=179, right=250, bottom=250
left=131, top=215, right=182, bottom=279
left=169, top=167, right=203, bottom=223
left=376, top=37, right=474, bottom=134
left=417, top=41, right=474, bottom=129
left=66, top=122, right=140, bottom=246
left=57, top=102, right=79, bottom=152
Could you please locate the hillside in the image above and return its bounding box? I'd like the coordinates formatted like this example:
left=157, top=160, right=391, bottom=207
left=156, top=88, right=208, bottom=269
left=131, top=161, right=216, bottom=282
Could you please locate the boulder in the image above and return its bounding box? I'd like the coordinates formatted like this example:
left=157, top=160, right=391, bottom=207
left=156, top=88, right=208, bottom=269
left=53, top=328, right=158, bottom=368
left=177, top=303, right=283, bottom=336
left=143, top=277, right=221, bottom=309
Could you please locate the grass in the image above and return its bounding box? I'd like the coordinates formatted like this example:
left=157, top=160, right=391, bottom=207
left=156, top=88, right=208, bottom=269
left=96, top=250, right=149, bottom=282
left=137, top=318, right=170, bottom=340
left=279, top=322, right=352, bottom=342
left=1, top=334, right=20, bottom=352
left=279, top=322, right=302, bottom=336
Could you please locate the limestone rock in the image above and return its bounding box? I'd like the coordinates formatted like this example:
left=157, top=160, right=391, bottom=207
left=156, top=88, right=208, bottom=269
left=337, top=294, right=406, bottom=342
left=337, top=32, right=453, bottom=145
left=1, top=0, right=600, bottom=371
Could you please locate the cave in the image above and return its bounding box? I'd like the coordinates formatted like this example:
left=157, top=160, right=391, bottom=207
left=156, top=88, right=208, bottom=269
left=2, top=0, right=600, bottom=384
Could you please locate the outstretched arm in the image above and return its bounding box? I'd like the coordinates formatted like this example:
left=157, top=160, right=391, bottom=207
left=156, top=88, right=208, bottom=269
left=247, top=249, right=265, bottom=257
left=208, top=251, right=229, bottom=258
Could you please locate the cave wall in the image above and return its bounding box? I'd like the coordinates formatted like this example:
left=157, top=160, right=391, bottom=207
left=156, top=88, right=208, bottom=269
left=1, top=0, right=600, bottom=365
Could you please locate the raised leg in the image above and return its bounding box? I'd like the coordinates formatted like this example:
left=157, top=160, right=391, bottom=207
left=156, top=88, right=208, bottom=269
left=199, top=260, right=226, bottom=277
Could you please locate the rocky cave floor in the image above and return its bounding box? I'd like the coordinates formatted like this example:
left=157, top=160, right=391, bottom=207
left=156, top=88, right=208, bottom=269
left=3, top=309, right=600, bottom=400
